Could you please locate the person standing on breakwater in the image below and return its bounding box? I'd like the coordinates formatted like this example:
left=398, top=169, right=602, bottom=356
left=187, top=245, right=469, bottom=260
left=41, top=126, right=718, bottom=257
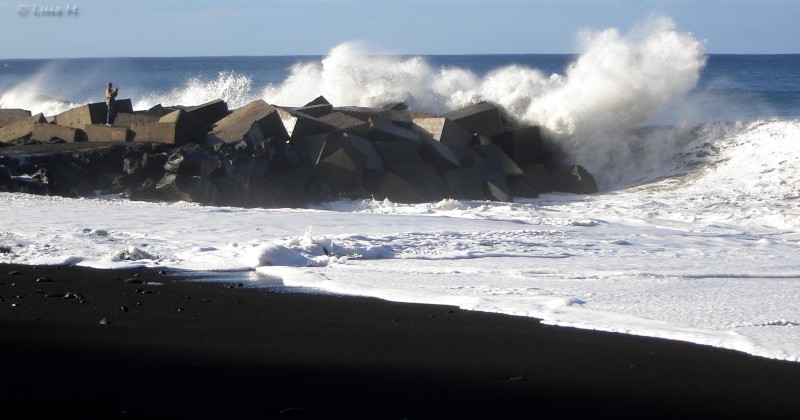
left=105, top=82, right=119, bottom=126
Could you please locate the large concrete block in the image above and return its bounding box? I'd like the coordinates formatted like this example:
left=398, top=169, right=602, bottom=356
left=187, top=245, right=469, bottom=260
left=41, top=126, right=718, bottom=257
left=113, top=112, right=160, bottom=127
left=54, top=99, right=133, bottom=129
left=0, top=109, right=31, bottom=127
left=314, top=148, right=364, bottom=195
left=283, top=111, right=340, bottom=143
left=131, top=109, right=210, bottom=145
left=186, top=99, right=229, bottom=125
left=373, top=141, right=445, bottom=199
left=367, top=171, right=424, bottom=203
left=83, top=124, right=133, bottom=142
left=0, top=113, right=47, bottom=142
left=294, top=133, right=328, bottom=166
left=324, top=134, right=383, bottom=171
left=444, top=157, right=510, bottom=202
left=412, top=127, right=461, bottom=170
left=553, top=164, right=598, bottom=194
left=208, top=100, right=288, bottom=144
left=319, top=112, right=370, bottom=138
left=496, top=125, right=544, bottom=165
left=442, top=101, right=505, bottom=137
left=371, top=109, right=413, bottom=128
left=31, top=123, right=84, bottom=143
left=305, top=96, right=331, bottom=106
left=294, top=103, right=333, bottom=118
left=412, top=117, right=473, bottom=149
left=368, top=120, right=420, bottom=146
left=333, top=106, right=386, bottom=122
left=518, top=164, right=551, bottom=193
left=474, top=144, right=523, bottom=176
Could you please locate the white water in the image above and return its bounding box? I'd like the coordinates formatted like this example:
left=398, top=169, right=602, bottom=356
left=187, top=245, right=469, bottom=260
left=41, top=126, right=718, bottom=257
left=2, top=119, right=800, bottom=361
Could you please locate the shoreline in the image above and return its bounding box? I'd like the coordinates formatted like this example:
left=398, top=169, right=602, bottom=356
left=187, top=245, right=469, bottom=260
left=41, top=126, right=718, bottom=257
left=2, top=263, right=799, bottom=418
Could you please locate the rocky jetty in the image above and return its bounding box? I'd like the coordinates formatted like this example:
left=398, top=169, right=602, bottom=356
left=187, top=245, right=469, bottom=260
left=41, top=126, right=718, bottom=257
left=0, top=98, right=597, bottom=208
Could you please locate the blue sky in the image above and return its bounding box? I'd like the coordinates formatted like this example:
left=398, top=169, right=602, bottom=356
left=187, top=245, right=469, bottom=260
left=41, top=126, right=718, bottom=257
left=1, top=0, right=798, bottom=58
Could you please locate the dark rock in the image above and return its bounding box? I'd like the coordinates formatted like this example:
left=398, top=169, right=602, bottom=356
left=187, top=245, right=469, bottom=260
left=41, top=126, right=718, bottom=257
left=496, top=126, right=545, bottom=166
left=163, top=148, right=220, bottom=177
left=186, top=99, right=229, bottom=126
left=368, top=120, right=420, bottom=146
left=35, top=277, right=52, bottom=283
left=208, top=100, right=288, bottom=144
left=98, top=318, right=110, bottom=325
left=474, top=144, right=523, bottom=177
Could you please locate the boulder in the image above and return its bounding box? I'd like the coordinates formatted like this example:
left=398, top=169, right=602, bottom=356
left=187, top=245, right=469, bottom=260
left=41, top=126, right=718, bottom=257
left=156, top=172, right=221, bottom=204
left=83, top=124, right=133, bottom=142
left=207, top=100, right=288, bottom=144
left=0, top=113, right=47, bottom=142
left=442, top=101, right=505, bottom=137
left=552, top=164, right=598, bottom=194
left=163, top=148, right=220, bottom=177
left=186, top=99, right=229, bottom=126
left=31, top=123, right=84, bottom=143
left=496, top=126, right=544, bottom=166
left=54, top=100, right=133, bottom=129
left=0, top=109, right=32, bottom=127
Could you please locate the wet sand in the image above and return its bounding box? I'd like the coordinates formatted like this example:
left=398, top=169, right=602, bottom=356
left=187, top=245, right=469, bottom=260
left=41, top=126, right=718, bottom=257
left=1, top=263, right=798, bottom=419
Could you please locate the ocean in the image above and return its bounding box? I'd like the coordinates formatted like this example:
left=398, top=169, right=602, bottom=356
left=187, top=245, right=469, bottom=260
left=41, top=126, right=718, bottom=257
left=2, top=22, right=800, bottom=361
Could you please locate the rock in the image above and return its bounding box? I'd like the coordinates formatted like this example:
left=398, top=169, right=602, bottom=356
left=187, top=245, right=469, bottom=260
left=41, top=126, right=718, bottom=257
left=98, top=318, right=110, bottom=325
left=320, top=133, right=383, bottom=171
left=305, top=95, right=331, bottom=106
left=313, top=148, right=364, bottom=197
left=282, top=110, right=339, bottom=143
left=517, top=164, right=551, bottom=194
left=156, top=172, right=221, bottom=203
left=35, top=277, right=53, bottom=282
left=442, top=101, right=505, bottom=137
left=0, top=113, right=47, bottom=142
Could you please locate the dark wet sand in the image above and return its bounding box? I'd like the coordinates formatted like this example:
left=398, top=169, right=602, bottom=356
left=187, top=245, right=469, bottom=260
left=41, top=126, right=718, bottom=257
left=1, top=263, right=799, bottom=419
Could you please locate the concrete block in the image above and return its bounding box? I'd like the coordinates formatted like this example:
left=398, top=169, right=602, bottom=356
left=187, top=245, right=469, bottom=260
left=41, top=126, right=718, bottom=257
left=518, top=164, right=551, bottom=193
left=0, top=109, right=31, bottom=127
left=83, top=124, right=133, bottom=142
left=442, top=101, right=505, bottom=137
left=208, top=100, right=288, bottom=144
left=371, top=109, right=413, bottom=128
left=0, top=113, right=47, bottom=142
left=373, top=141, right=445, bottom=199
left=412, top=117, right=473, bottom=149
left=31, top=123, right=84, bottom=143
left=333, top=106, right=386, bottom=122
left=444, top=157, right=510, bottom=201
left=474, top=144, right=523, bottom=176
left=131, top=109, right=210, bottom=145
left=314, top=148, right=364, bottom=195
left=412, top=127, right=461, bottom=170
left=319, top=112, right=370, bottom=138
left=496, top=125, right=544, bottom=165
left=368, top=171, right=424, bottom=203
left=508, top=177, right=540, bottom=198
left=113, top=112, right=160, bottom=127
left=553, top=164, right=598, bottom=194
left=305, top=96, right=331, bottom=106
left=382, top=102, right=409, bottom=111
left=294, top=103, right=333, bottom=118
left=54, top=99, right=133, bottom=129
left=294, top=133, right=328, bottom=166
left=369, top=120, right=420, bottom=146
left=284, top=110, right=340, bottom=143
left=186, top=99, right=229, bottom=125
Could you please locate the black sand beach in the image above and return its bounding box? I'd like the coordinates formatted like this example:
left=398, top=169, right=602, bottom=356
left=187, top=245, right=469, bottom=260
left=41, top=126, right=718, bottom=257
left=1, top=263, right=799, bottom=419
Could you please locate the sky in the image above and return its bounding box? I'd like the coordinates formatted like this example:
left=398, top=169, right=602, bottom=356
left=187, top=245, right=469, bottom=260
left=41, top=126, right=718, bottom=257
left=1, top=0, right=798, bottom=58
